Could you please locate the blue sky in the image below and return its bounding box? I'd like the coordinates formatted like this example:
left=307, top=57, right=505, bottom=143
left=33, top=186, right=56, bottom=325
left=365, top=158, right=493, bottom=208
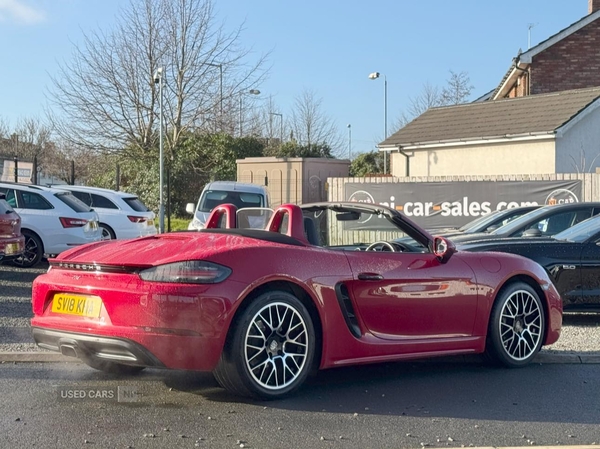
left=0, top=0, right=589, bottom=155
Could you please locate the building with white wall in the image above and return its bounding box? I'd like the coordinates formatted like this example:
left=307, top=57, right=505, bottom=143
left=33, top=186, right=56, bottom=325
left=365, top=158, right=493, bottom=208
left=379, top=87, right=600, bottom=177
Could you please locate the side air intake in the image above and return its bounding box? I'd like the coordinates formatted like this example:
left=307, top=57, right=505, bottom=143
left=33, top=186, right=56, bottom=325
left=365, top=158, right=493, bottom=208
left=335, top=283, right=362, bottom=338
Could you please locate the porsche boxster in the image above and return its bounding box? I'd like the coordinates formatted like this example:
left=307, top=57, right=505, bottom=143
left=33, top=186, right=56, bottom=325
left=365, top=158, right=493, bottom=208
left=31, top=202, right=562, bottom=399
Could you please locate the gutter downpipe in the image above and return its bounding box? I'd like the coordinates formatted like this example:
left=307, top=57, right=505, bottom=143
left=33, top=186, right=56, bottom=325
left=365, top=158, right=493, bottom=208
left=398, top=147, right=410, bottom=177
left=513, top=54, right=530, bottom=95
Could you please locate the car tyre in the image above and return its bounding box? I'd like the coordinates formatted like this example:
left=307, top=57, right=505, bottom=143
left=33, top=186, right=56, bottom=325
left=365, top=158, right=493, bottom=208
left=82, top=357, right=146, bottom=375
left=214, top=291, right=316, bottom=399
left=99, top=223, right=116, bottom=240
left=12, top=230, right=43, bottom=268
left=485, top=282, right=545, bottom=367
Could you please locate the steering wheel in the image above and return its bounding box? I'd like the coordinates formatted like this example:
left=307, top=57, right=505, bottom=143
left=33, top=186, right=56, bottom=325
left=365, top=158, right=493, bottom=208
left=365, top=241, right=397, bottom=252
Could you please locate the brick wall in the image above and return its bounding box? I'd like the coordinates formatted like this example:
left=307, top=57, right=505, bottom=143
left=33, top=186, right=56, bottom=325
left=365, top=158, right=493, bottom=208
left=530, top=19, right=600, bottom=94
left=506, top=73, right=529, bottom=98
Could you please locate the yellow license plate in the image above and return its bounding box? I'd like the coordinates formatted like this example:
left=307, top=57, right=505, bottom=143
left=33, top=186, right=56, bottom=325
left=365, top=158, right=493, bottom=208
left=5, top=243, right=20, bottom=255
left=147, top=219, right=154, bottom=227
left=51, top=293, right=103, bottom=318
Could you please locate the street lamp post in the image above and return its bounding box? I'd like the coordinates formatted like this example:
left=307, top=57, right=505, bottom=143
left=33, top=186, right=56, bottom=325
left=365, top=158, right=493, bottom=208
left=368, top=71, right=388, bottom=174
left=153, top=67, right=165, bottom=233
left=269, top=112, right=284, bottom=145
left=347, top=124, right=352, bottom=160
left=239, top=89, right=261, bottom=137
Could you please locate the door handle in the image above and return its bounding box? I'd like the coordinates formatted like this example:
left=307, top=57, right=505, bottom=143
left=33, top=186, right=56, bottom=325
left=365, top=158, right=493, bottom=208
left=358, top=272, right=383, bottom=281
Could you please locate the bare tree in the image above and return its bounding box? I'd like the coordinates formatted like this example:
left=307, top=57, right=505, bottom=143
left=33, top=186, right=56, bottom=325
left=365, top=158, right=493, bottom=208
left=391, top=82, right=442, bottom=133
left=0, top=117, right=9, bottom=139
left=288, top=89, right=342, bottom=155
left=440, top=70, right=474, bottom=105
left=252, top=95, right=284, bottom=146
left=48, top=0, right=268, bottom=157
left=0, top=117, right=55, bottom=179
left=407, top=82, right=443, bottom=118
left=14, top=117, right=53, bottom=161
left=392, top=71, right=474, bottom=133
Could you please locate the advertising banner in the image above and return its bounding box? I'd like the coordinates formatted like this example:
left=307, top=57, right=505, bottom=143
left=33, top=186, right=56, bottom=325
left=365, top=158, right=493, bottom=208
left=1, top=160, right=32, bottom=184
left=344, top=180, right=582, bottom=229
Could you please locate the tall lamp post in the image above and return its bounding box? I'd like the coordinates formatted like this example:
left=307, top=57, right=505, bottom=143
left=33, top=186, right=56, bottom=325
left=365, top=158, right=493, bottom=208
left=153, top=67, right=165, bottom=233
left=239, top=89, right=261, bottom=136
left=347, top=124, right=352, bottom=160
left=269, top=112, right=284, bottom=145
left=368, top=71, right=387, bottom=174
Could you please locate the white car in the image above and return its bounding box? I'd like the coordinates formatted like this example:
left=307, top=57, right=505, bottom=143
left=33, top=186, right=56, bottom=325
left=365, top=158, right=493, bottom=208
left=55, top=185, right=157, bottom=240
left=186, top=181, right=270, bottom=230
left=0, top=182, right=101, bottom=267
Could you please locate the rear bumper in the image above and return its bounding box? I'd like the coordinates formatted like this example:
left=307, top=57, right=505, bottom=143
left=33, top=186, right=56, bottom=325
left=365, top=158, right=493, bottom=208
left=32, top=327, right=165, bottom=368
left=0, top=235, right=25, bottom=261
left=30, top=320, right=224, bottom=371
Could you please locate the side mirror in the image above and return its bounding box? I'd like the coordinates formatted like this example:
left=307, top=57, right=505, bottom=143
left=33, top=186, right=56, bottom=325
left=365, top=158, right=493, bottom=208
left=486, top=224, right=500, bottom=232
left=522, top=227, right=542, bottom=237
left=185, top=203, right=195, bottom=215
left=433, top=236, right=456, bottom=263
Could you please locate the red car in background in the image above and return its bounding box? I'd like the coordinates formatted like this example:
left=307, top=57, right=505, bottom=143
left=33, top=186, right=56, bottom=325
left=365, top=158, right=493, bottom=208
left=31, top=202, right=562, bottom=399
left=0, top=192, right=24, bottom=263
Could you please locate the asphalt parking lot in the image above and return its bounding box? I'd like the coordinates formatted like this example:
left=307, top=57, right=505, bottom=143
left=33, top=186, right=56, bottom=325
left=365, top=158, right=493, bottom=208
left=1, top=261, right=600, bottom=357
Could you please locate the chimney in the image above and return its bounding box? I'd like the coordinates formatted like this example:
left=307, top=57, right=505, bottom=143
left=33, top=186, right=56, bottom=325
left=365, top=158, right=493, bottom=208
left=590, top=0, right=600, bottom=14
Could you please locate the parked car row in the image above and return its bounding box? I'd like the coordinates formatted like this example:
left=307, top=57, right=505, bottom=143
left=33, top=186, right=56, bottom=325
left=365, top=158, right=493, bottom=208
left=0, top=182, right=155, bottom=267
left=7, top=176, right=600, bottom=314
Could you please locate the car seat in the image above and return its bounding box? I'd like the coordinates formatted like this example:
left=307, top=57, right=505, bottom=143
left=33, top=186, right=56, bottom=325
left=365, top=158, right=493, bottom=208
left=303, top=217, right=320, bottom=246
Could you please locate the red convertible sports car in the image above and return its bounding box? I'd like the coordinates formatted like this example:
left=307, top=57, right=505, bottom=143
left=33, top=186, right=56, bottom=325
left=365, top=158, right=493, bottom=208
left=31, top=202, right=562, bottom=399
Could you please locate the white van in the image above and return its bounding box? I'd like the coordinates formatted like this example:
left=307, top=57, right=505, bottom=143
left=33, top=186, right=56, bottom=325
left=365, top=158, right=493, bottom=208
left=186, top=181, right=270, bottom=230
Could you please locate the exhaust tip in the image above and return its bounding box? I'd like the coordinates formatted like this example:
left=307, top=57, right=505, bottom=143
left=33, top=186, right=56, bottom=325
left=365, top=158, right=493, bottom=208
left=59, top=345, right=78, bottom=358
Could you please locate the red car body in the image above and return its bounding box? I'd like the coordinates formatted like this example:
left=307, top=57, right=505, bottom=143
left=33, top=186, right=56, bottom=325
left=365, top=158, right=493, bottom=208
left=31, top=202, right=562, bottom=398
left=0, top=193, right=24, bottom=262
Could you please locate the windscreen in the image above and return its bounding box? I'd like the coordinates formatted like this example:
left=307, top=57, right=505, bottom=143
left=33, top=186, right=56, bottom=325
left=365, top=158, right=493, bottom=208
left=302, top=206, right=429, bottom=252
left=236, top=208, right=273, bottom=229
left=458, top=209, right=504, bottom=232
left=490, top=206, right=550, bottom=235
left=554, top=214, right=600, bottom=243
left=199, top=190, right=264, bottom=212
left=55, top=192, right=93, bottom=213
left=123, top=197, right=150, bottom=212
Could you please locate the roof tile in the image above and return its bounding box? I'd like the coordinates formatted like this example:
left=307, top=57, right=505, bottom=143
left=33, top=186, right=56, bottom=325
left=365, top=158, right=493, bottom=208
left=380, top=87, right=600, bottom=147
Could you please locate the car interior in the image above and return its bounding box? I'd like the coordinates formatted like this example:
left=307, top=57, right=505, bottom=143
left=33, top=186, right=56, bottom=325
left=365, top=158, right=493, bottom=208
left=201, top=203, right=431, bottom=253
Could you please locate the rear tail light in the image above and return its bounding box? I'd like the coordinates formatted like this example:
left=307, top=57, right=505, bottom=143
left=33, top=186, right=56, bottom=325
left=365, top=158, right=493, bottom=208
left=128, top=216, right=147, bottom=223
left=60, top=217, right=88, bottom=228
left=139, top=261, right=232, bottom=284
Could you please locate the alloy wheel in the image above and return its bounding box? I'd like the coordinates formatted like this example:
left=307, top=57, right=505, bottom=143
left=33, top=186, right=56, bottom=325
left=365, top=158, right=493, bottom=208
left=498, top=289, right=542, bottom=361
left=14, top=234, right=40, bottom=267
left=101, top=227, right=112, bottom=240
left=244, top=302, right=309, bottom=390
